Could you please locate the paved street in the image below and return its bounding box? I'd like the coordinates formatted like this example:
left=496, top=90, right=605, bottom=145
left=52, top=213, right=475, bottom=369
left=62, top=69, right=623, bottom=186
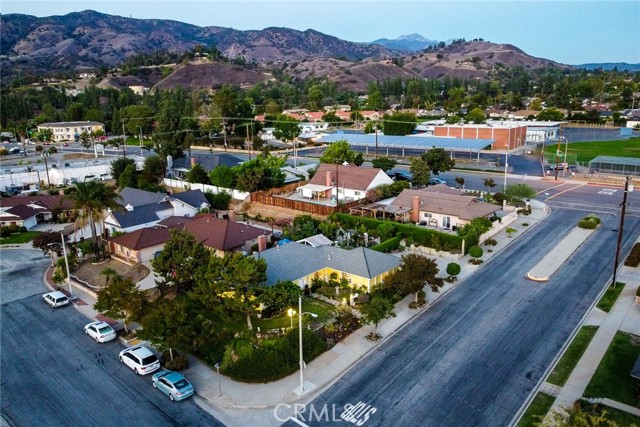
left=0, top=249, right=223, bottom=427
left=285, top=210, right=640, bottom=427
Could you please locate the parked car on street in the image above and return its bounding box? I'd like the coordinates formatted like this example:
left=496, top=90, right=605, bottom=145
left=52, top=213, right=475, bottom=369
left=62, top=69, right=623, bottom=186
left=428, top=177, right=447, bottom=185
left=84, top=321, right=117, bottom=343
left=119, top=345, right=160, bottom=375
left=43, top=291, right=70, bottom=308
left=151, top=370, right=195, bottom=401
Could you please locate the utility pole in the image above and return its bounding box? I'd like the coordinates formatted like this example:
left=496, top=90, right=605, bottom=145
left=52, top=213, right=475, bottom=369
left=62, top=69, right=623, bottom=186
left=121, top=121, right=127, bottom=159
left=611, top=176, right=633, bottom=288
left=554, top=137, right=561, bottom=181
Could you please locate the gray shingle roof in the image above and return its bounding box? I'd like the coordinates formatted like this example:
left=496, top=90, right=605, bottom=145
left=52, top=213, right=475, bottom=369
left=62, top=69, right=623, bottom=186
left=118, top=187, right=167, bottom=208
left=111, top=201, right=171, bottom=228
left=170, top=190, right=209, bottom=210
left=256, top=242, right=400, bottom=286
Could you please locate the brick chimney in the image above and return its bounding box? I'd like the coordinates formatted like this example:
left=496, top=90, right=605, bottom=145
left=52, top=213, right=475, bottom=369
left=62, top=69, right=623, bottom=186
left=325, top=170, right=332, bottom=186
left=410, top=195, right=420, bottom=223
left=190, top=157, right=197, bottom=167
left=228, top=210, right=236, bottom=222
left=257, top=234, right=267, bottom=252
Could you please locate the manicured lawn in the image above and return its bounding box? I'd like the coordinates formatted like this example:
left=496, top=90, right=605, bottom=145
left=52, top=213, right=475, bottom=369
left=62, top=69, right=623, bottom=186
left=544, top=139, right=640, bottom=164
left=584, top=331, right=640, bottom=408
left=596, top=283, right=625, bottom=313
left=517, top=392, right=556, bottom=427
left=0, top=231, right=41, bottom=244
left=547, top=326, right=599, bottom=387
left=254, top=297, right=335, bottom=331
left=602, top=405, right=640, bottom=426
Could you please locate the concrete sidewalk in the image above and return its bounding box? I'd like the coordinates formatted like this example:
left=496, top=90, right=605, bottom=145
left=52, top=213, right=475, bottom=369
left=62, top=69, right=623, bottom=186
left=546, top=266, right=640, bottom=418
left=41, top=199, right=551, bottom=427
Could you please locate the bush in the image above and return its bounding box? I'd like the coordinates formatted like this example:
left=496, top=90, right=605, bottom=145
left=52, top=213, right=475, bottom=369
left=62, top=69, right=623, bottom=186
left=446, top=262, right=461, bottom=276
left=468, top=246, right=483, bottom=258
left=625, top=243, right=640, bottom=267
left=371, top=235, right=403, bottom=253
left=469, top=258, right=484, bottom=265
left=578, top=218, right=599, bottom=229
left=223, top=329, right=326, bottom=383
left=484, top=238, right=497, bottom=247
left=165, top=354, right=189, bottom=371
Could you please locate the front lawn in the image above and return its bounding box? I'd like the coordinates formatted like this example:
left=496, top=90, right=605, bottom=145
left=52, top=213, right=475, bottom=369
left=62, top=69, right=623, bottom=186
left=517, top=392, right=556, bottom=427
left=596, top=283, right=625, bottom=313
left=547, top=326, right=599, bottom=387
left=584, top=331, right=640, bottom=408
left=255, top=297, right=335, bottom=331
left=0, top=231, right=41, bottom=244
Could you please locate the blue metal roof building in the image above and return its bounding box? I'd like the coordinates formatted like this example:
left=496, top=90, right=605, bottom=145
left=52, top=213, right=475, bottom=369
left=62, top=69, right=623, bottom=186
left=318, top=133, right=493, bottom=159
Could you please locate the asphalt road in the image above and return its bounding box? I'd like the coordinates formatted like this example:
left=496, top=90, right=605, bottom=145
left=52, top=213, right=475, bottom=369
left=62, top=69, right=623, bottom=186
left=0, top=250, right=223, bottom=427
left=283, top=210, right=640, bottom=427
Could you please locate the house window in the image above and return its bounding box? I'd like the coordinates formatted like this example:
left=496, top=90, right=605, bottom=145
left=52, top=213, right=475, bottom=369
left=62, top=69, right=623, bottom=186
left=442, top=216, right=451, bottom=228
left=422, top=212, right=432, bottom=218
left=354, top=191, right=361, bottom=196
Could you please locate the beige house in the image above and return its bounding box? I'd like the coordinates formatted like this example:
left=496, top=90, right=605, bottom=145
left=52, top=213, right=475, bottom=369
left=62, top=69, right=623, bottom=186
left=37, top=121, right=105, bottom=142
left=391, top=184, right=500, bottom=230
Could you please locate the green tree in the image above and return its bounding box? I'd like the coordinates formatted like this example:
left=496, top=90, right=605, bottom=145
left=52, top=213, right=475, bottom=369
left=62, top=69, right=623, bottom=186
left=204, top=191, right=231, bottom=210
left=186, top=163, right=210, bottom=184
left=118, top=164, right=138, bottom=189
left=505, top=183, right=536, bottom=201
left=66, top=102, right=84, bottom=121
left=259, top=281, right=302, bottom=316
left=152, top=229, right=211, bottom=296
left=537, top=107, right=565, bottom=121
left=32, top=231, right=67, bottom=256
left=454, top=176, right=465, bottom=189
left=139, top=155, right=165, bottom=190
left=422, top=147, right=455, bottom=175
left=110, top=157, right=136, bottom=183
left=385, top=253, right=443, bottom=303
left=371, top=157, right=397, bottom=172
left=465, top=107, right=487, bottom=124
left=353, top=152, right=364, bottom=167
left=321, top=111, right=342, bottom=125
left=65, top=181, right=122, bottom=259
left=319, top=140, right=355, bottom=164
left=360, top=295, right=396, bottom=331
left=483, top=178, right=496, bottom=194
left=382, top=111, right=417, bottom=135
left=121, top=104, right=155, bottom=135
left=137, top=298, right=198, bottom=361
left=234, top=153, right=286, bottom=192
left=285, top=215, right=320, bottom=240
left=272, top=114, right=300, bottom=144
left=154, top=87, right=193, bottom=160
left=409, top=157, right=431, bottom=187
left=94, top=274, right=146, bottom=333
left=209, top=165, right=237, bottom=188
left=79, top=131, right=92, bottom=151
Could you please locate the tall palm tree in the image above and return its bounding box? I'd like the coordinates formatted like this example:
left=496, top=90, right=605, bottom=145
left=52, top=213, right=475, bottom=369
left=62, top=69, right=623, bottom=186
left=65, top=181, right=122, bottom=260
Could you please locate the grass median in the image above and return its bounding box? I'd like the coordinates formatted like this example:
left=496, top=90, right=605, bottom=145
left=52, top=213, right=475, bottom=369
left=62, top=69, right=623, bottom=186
left=547, top=326, right=599, bottom=387
left=596, top=282, right=625, bottom=313
left=517, top=392, right=555, bottom=427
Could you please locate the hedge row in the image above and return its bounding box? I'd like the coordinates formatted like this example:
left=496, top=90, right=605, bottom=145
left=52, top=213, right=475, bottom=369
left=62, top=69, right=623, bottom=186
left=222, top=329, right=326, bottom=383
left=331, top=213, right=464, bottom=253
left=371, top=235, right=403, bottom=253
left=625, top=243, right=640, bottom=267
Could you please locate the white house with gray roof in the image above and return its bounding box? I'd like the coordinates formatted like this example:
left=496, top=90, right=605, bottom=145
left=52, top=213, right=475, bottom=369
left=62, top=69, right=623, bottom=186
left=256, top=241, right=400, bottom=293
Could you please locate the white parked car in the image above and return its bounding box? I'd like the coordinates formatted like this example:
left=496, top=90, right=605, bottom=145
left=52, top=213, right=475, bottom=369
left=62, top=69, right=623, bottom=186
left=84, top=321, right=117, bottom=343
left=119, top=345, right=160, bottom=375
left=43, top=291, right=69, bottom=308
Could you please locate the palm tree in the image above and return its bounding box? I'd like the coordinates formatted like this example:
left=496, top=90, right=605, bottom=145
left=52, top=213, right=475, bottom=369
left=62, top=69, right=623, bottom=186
left=65, top=181, right=122, bottom=260
left=483, top=178, right=496, bottom=195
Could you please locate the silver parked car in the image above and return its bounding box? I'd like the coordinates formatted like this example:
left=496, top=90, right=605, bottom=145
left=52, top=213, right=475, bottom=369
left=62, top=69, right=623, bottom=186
left=43, top=291, right=69, bottom=308
left=151, top=370, right=195, bottom=401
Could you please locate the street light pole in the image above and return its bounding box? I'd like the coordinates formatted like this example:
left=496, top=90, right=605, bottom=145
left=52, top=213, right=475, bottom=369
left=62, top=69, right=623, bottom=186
left=503, top=140, right=510, bottom=192
left=611, top=176, right=633, bottom=289
left=297, top=295, right=318, bottom=394
left=41, top=151, right=51, bottom=188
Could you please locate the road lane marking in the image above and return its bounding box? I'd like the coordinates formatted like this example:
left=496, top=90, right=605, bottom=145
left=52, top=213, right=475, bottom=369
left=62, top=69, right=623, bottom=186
left=544, top=183, right=586, bottom=201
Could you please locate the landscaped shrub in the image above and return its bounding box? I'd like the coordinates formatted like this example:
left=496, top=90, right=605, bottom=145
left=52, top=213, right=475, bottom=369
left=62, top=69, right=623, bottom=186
left=578, top=214, right=601, bottom=230
left=625, top=243, right=640, bottom=267
left=222, top=329, right=326, bottom=383
left=484, top=238, right=497, bottom=247
left=162, top=350, right=189, bottom=371
left=371, top=235, right=403, bottom=253
left=446, top=262, right=461, bottom=276
left=468, top=246, right=483, bottom=258
left=469, top=258, right=484, bottom=265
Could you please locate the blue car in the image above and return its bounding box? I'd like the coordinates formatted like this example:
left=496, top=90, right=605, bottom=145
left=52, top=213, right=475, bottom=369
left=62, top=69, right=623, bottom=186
left=151, top=370, right=195, bottom=401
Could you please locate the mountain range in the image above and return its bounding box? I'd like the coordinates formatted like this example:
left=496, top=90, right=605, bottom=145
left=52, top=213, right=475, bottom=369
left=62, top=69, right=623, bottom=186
left=1, top=10, right=617, bottom=92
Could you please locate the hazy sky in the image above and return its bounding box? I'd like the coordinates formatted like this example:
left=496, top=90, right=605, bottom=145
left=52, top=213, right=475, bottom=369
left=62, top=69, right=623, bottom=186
left=3, top=0, right=639, bottom=65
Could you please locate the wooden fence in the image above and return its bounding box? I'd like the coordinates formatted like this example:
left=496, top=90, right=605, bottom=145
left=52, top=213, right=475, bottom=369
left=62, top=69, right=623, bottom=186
left=251, top=191, right=361, bottom=216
